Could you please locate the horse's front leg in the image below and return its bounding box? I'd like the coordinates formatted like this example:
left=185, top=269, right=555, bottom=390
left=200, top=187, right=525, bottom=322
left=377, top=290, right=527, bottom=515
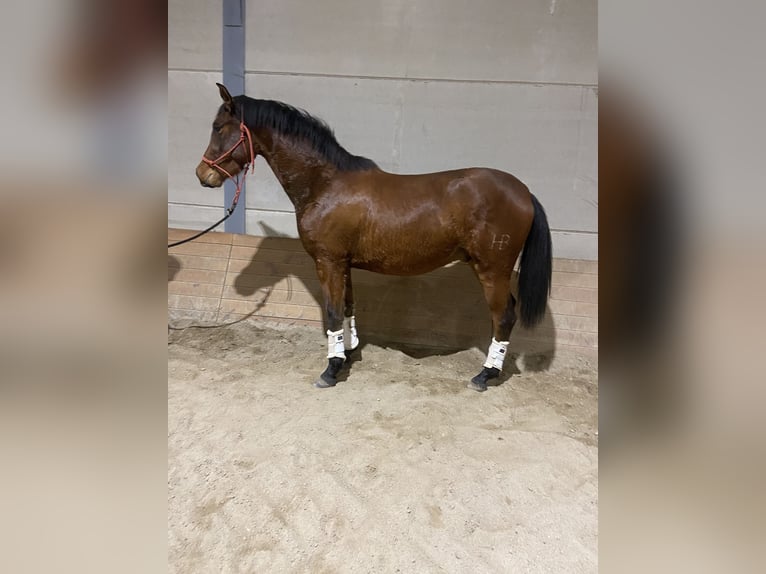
left=314, top=258, right=349, bottom=388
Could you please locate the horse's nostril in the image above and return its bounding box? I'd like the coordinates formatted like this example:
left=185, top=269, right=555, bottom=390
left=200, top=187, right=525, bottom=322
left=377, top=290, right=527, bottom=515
left=199, top=172, right=219, bottom=188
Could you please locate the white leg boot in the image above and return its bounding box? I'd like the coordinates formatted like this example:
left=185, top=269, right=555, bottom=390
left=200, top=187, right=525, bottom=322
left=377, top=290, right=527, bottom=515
left=326, top=329, right=346, bottom=360
left=483, top=338, right=509, bottom=370
left=343, top=315, right=359, bottom=351
left=470, top=338, right=510, bottom=391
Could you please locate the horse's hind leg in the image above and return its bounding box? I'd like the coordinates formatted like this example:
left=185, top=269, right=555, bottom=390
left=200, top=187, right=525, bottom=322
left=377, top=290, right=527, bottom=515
left=469, top=264, right=517, bottom=392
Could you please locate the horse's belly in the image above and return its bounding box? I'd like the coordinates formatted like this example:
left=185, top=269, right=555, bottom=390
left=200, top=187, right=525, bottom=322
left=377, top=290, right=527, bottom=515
left=351, top=239, right=466, bottom=276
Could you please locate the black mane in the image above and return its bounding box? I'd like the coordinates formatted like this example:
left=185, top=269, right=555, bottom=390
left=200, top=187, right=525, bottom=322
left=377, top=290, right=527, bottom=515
left=233, top=96, right=378, bottom=172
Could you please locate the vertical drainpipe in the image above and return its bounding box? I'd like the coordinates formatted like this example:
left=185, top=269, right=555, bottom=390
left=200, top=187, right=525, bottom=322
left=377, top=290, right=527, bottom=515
left=223, top=0, right=246, bottom=234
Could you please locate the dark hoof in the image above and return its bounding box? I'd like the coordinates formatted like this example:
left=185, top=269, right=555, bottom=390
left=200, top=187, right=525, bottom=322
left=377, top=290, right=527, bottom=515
left=469, top=367, right=500, bottom=392
left=315, top=357, right=344, bottom=388
left=467, top=380, right=487, bottom=392
left=314, top=374, right=337, bottom=388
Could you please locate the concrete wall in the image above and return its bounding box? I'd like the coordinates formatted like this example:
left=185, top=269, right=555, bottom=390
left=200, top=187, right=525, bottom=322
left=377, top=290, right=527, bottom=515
left=169, top=0, right=597, bottom=260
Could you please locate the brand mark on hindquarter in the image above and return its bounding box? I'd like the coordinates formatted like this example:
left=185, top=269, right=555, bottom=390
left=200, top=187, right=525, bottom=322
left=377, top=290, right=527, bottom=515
left=491, top=234, right=511, bottom=250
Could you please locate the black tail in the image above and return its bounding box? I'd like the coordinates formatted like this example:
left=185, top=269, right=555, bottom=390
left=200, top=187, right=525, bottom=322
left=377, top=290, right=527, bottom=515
left=518, top=194, right=552, bottom=328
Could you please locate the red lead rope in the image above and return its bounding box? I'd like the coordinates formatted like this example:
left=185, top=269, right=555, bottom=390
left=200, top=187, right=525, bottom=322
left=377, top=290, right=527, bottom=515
left=169, top=122, right=255, bottom=248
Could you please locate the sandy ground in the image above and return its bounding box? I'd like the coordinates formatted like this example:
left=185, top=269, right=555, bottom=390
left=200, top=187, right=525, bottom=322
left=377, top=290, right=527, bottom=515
left=168, top=322, right=598, bottom=573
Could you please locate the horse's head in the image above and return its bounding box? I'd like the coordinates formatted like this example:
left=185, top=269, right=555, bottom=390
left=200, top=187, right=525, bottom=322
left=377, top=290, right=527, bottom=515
left=195, top=83, right=255, bottom=188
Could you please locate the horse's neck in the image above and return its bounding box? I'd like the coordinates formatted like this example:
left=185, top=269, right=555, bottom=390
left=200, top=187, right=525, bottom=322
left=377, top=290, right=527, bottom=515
left=255, top=129, right=333, bottom=210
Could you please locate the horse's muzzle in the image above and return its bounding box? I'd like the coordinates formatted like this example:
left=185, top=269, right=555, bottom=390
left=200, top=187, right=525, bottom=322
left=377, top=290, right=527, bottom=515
left=195, top=162, right=223, bottom=188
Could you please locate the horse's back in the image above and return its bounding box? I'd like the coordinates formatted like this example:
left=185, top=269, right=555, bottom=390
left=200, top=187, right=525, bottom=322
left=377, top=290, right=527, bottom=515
left=355, top=167, right=533, bottom=226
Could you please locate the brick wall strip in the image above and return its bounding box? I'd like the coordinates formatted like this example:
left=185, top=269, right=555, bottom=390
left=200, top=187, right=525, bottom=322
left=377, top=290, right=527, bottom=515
left=168, top=229, right=234, bottom=244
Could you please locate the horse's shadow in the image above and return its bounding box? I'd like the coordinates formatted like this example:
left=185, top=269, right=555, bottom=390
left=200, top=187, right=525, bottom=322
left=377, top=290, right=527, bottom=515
left=168, top=255, right=180, bottom=282
left=233, top=225, right=556, bottom=380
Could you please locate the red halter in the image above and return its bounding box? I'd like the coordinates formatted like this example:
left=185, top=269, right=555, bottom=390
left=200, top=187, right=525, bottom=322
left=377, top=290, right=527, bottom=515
left=169, top=121, right=256, bottom=248
left=200, top=121, right=256, bottom=208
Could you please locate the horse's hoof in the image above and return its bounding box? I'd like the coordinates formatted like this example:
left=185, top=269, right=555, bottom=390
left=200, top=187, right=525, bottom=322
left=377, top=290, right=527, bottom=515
left=467, top=379, right=488, bottom=392
left=314, top=375, right=337, bottom=388
left=469, top=367, right=500, bottom=392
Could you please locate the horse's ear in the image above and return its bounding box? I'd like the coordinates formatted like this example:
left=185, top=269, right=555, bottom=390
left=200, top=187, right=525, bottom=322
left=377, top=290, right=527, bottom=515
left=216, top=83, right=234, bottom=106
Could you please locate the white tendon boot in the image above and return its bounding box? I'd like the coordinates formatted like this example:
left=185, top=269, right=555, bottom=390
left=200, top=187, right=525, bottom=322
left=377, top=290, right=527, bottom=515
left=316, top=328, right=347, bottom=388
left=343, top=316, right=359, bottom=351
left=326, top=329, right=346, bottom=360
left=470, top=338, right=510, bottom=391
left=483, top=338, right=509, bottom=370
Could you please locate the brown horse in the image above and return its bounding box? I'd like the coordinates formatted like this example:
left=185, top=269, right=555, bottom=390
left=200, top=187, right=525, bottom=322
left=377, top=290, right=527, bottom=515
left=196, top=84, right=552, bottom=391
